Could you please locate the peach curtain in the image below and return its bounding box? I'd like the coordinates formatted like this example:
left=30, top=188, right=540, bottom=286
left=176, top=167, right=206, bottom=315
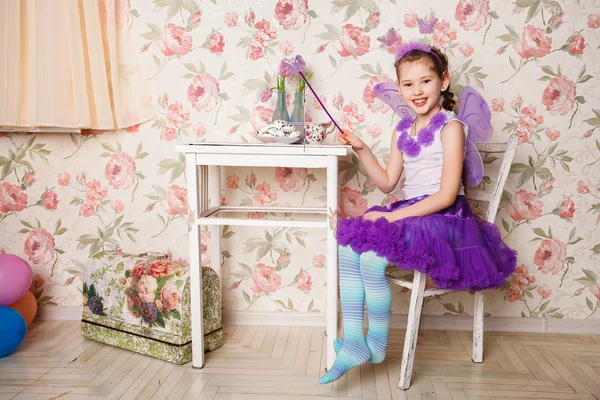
left=0, top=0, right=155, bottom=130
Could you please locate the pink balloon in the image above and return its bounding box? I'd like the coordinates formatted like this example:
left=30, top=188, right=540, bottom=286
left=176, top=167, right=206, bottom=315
left=0, top=255, right=33, bottom=306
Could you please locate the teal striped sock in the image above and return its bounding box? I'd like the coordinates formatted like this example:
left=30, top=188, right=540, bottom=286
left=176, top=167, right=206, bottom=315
left=319, top=245, right=371, bottom=384
left=360, top=251, right=392, bottom=363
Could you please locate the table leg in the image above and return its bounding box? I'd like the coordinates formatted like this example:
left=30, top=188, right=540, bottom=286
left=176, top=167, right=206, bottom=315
left=186, top=155, right=205, bottom=368
left=208, top=165, right=222, bottom=308
left=326, top=155, right=339, bottom=370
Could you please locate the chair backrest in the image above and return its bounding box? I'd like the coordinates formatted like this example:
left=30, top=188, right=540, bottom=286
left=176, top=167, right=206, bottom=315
left=466, top=134, right=518, bottom=223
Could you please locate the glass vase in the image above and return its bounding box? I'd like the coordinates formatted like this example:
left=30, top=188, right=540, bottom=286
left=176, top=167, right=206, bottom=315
left=271, top=91, right=289, bottom=122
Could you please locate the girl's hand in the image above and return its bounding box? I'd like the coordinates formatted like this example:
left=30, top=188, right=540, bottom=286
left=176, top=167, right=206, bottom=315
left=338, top=129, right=366, bottom=151
left=361, top=211, right=386, bottom=221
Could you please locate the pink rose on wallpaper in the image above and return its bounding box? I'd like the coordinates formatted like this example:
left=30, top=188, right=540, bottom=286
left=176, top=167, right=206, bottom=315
left=459, top=42, right=474, bottom=56
left=250, top=105, right=274, bottom=136
left=545, top=127, right=560, bottom=140
left=454, top=0, right=489, bottom=31
left=227, top=174, right=240, bottom=189
left=277, top=252, right=291, bottom=268
left=164, top=184, right=190, bottom=217
left=157, top=24, right=192, bottom=56
left=577, top=180, right=590, bottom=194
left=312, top=254, right=325, bottom=268
left=537, top=284, right=552, bottom=298
left=542, top=76, right=576, bottom=116
left=491, top=97, right=504, bottom=112
left=510, top=265, right=535, bottom=291
left=367, top=124, right=382, bottom=138
left=57, top=172, right=70, bottom=186
left=534, top=238, right=567, bottom=275
left=0, top=182, right=28, bottom=212
left=189, top=10, right=202, bottom=27
left=334, top=24, right=370, bottom=58
left=24, top=171, right=35, bottom=185
left=24, top=229, right=55, bottom=265
left=590, top=282, right=600, bottom=301
left=558, top=199, right=575, bottom=219
left=513, top=25, right=552, bottom=59
left=105, top=153, right=136, bottom=190
left=404, top=13, right=418, bottom=28
left=80, top=203, right=96, bottom=217
left=193, top=123, right=207, bottom=137
left=341, top=103, right=366, bottom=131
left=161, top=279, right=180, bottom=311
left=548, top=12, right=563, bottom=30
left=539, top=178, right=554, bottom=195
left=253, top=182, right=278, bottom=205
left=125, top=124, right=139, bottom=133
left=279, top=40, right=294, bottom=55
left=167, top=101, right=190, bottom=128
left=568, top=34, right=585, bottom=55
left=363, top=75, right=393, bottom=113
left=110, top=200, right=124, bottom=213
left=251, top=263, right=282, bottom=293
left=187, top=73, right=220, bottom=112
left=295, top=270, right=312, bottom=291
left=506, top=190, right=543, bottom=222
left=339, top=187, right=368, bottom=218
left=274, top=0, right=308, bottom=30
left=225, top=12, right=238, bottom=27
left=161, top=126, right=177, bottom=141
left=274, top=167, right=307, bottom=192
left=367, top=12, right=380, bottom=27
left=588, top=14, right=600, bottom=29
left=200, top=231, right=211, bottom=267
left=137, top=275, right=158, bottom=303
left=505, top=288, right=522, bottom=302
left=208, top=32, right=225, bottom=53
left=43, top=191, right=59, bottom=210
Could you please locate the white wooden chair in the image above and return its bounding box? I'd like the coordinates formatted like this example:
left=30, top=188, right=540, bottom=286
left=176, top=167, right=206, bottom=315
left=387, top=135, right=518, bottom=390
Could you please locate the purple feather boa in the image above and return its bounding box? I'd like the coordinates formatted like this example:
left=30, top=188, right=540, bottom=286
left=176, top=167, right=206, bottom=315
left=397, top=112, right=447, bottom=157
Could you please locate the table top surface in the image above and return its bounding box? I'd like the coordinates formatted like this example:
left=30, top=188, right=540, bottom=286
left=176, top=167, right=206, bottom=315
left=175, top=142, right=350, bottom=156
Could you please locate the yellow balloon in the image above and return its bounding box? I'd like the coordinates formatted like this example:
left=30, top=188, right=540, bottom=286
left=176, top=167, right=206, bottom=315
left=8, top=291, right=37, bottom=326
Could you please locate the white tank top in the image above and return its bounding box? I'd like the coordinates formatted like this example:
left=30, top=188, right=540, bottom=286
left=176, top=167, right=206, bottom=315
left=400, top=110, right=468, bottom=200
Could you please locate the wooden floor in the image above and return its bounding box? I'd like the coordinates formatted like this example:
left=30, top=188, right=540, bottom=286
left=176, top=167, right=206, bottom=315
left=0, top=321, right=599, bottom=400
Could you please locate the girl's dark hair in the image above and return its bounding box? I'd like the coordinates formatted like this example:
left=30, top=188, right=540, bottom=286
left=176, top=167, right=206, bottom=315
left=394, top=46, right=456, bottom=112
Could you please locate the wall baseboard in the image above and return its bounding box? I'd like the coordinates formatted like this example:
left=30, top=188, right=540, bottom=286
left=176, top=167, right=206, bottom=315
left=38, top=305, right=600, bottom=335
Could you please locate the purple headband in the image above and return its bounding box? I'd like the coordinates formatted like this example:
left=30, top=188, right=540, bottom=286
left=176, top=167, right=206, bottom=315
left=396, top=41, right=444, bottom=71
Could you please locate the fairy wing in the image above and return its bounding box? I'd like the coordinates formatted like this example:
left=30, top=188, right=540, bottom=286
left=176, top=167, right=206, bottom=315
left=456, top=86, right=493, bottom=186
left=373, top=82, right=416, bottom=119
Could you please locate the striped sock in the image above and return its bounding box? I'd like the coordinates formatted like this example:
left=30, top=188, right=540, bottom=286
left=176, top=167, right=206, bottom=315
left=360, top=251, right=392, bottom=363
left=319, top=245, right=371, bottom=384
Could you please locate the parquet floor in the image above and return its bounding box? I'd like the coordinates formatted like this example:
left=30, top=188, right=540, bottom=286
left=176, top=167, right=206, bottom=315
left=1, top=320, right=599, bottom=400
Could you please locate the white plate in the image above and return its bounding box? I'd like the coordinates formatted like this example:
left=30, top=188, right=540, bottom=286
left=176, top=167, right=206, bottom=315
left=256, top=135, right=301, bottom=144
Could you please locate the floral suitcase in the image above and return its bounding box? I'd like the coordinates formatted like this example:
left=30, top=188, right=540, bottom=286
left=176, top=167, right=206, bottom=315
left=81, top=251, right=223, bottom=364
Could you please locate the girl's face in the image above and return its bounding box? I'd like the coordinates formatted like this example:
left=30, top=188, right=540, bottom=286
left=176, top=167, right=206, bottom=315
left=396, top=60, right=450, bottom=117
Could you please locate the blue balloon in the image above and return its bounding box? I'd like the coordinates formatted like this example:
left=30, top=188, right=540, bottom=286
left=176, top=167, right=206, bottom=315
left=0, top=306, right=27, bottom=357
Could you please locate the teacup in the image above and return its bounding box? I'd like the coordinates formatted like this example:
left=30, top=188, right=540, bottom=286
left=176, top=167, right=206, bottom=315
left=305, top=122, right=336, bottom=144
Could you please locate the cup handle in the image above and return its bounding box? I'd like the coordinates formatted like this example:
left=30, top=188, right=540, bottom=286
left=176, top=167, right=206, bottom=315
left=325, top=122, right=336, bottom=136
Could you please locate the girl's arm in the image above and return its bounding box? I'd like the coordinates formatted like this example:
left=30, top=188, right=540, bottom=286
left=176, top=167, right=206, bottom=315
left=339, top=129, right=404, bottom=194
left=366, top=120, right=465, bottom=221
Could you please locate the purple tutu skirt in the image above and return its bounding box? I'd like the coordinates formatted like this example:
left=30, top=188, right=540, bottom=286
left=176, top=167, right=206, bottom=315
left=336, top=195, right=517, bottom=291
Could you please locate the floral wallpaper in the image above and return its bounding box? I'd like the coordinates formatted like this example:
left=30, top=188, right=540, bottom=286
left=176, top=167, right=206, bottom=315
left=1, top=0, right=599, bottom=320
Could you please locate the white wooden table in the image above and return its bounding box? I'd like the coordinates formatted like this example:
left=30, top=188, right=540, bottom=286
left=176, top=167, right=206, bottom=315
left=175, top=142, right=349, bottom=370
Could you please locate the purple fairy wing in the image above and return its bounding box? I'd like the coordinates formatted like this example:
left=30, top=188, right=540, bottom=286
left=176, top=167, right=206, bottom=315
left=457, top=86, right=493, bottom=143
left=373, top=82, right=416, bottom=119
left=463, top=139, right=484, bottom=187
left=456, top=86, right=492, bottom=187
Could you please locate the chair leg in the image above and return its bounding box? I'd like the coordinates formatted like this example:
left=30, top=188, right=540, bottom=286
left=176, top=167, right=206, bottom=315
left=399, top=271, right=426, bottom=390
left=472, top=291, right=484, bottom=363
